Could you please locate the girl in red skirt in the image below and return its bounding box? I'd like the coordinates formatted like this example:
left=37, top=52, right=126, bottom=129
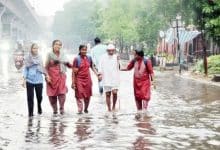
left=72, top=45, right=100, bottom=114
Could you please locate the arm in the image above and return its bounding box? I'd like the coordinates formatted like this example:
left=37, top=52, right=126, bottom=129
left=44, top=53, right=50, bottom=72
left=120, top=59, right=135, bottom=71
left=147, top=59, right=154, bottom=82
left=91, top=62, right=99, bottom=77
left=23, top=67, right=28, bottom=79
left=65, top=62, right=73, bottom=68
left=22, top=67, right=28, bottom=88
left=72, top=59, right=78, bottom=89
left=72, top=68, right=77, bottom=89
left=44, top=53, right=51, bottom=83
left=63, top=54, right=72, bottom=68
left=90, top=49, right=97, bottom=68
left=60, top=60, right=72, bottom=68
left=39, top=56, right=47, bottom=76
left=97, top=56, right=104, bottom=81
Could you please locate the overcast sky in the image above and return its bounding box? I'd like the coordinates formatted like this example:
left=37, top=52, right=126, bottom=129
left=28, top=0, right=70, bottom=16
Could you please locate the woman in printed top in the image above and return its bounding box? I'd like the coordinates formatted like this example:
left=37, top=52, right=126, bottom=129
left=72, top=44, right=100, bottom=114
left=45, top=40, right=72, bottom=115
left=121, top=49, right=155, bottom=118
left=22, top=43, right=46, bottom=117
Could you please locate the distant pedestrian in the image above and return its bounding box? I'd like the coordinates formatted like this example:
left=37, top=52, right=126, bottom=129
left=45, top=40, right=72, bottom=115
left=90, top=37, right=107, bottom=95
left=22, top=43, right=45, bottom=117
left=121, top=49, right=154, bottom=119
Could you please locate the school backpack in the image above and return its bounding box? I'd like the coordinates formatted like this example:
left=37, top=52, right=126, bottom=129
left=75, top=55, right=92, bottom=68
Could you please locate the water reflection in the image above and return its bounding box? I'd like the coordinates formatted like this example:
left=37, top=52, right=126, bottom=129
left=133, top=137, right=151, bottom=150
left=98, top=114, right=120, bottom=146
left=25, top=118, right=41, bottom=143
left=48, top=118, right=67, bottom=148
left=74, top=117, right=92, bottom=142
left=0, top=69, right=220, bottom=149
left=136, top=115, right=156, bottom=135
left=133, top=115, right=156, bottom=150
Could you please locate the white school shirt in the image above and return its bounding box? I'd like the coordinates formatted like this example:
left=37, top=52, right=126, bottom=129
left=99, top=53, right=120, bottom=87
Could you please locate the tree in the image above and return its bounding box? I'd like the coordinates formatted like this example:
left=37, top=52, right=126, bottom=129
left=193, top=0, right=220, bottom=45
left=52, top=0, right=219, bottom=55
left=52, top=0, right=97, bottom=48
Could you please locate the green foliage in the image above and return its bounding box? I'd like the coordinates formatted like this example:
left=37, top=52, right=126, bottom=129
left=94, top=0, right=139, bottom=47
left=193, top=0, right=220, bottom=45
left=193, top=59, right=204, bottom=73
left=194, top=55, right=220, bottom=74
left=208, top=55, right=220, bottom=74
left=93, top=0, right=185, bottom=50
left=52, top=0, right=97, bottom=43
left=52, top=0, right=220, bottom=51
left=144, top=49, right=155, bottom=56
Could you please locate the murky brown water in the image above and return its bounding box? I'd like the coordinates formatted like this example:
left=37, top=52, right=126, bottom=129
left=0, top=52, right=220, bottom=150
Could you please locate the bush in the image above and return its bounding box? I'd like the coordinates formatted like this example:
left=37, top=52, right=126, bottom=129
left=193, top=55, right=220, bottom=74
left=208, top=55, right=220, bottom=74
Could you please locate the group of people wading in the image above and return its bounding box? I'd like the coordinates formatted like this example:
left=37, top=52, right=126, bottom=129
left=22, top=38, right=154, bottom=119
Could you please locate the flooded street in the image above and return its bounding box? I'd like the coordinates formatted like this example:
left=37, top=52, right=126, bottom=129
left=0, top=54, right=220, bottom=150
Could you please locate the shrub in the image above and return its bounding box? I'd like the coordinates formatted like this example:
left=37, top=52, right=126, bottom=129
left=193, top=55, right=220, bottom=74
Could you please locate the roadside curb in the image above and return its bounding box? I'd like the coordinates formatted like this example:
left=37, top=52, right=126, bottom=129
left=175, top=72, right=220, bottom=87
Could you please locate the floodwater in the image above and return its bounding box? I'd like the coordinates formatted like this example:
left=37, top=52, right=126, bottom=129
left=0, top=52, right=220, bottom=150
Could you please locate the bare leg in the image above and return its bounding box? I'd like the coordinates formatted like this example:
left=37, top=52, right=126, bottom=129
left=84, top=97, right=90, bottom=113
left=106, top=92, right=111, bottom=112
left=135, top=98, right=143, bottom=119
left=112, top=89, right=118, bottom=111
left=58, top=94, right=66, bottom=115
left=76, top=98, right=83, bottom=113
left=135, top=98, right=142, bottom=111
left=143, top=100, right=149, bottom=110
left=49, top=96, right=58, bottom=114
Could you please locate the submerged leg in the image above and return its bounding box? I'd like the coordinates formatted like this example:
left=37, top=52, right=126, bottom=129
left=49, top=96, right=58, bottom=114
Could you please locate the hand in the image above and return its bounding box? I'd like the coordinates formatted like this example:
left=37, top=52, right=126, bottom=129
left=64, top=62, right=69, bottom=65
left=53, top=60, right=60, bottom=65
left=22, top=79, right=26, bottom=88
left=98, top=74, right=102, bottom=81
left=64, top=62, right=72, bottom=68
left=71, top=83, right=76, bottom=89
left=45, top=75, right=51, bottom=83
left=120, top=68, right=127, bottom=71
left=151, top=81, right=156, bottom=89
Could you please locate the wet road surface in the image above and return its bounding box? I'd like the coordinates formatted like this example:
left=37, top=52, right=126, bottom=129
left=0, top=53, right=220, bottom=150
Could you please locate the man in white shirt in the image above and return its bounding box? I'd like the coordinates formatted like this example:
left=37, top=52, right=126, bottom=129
left=99, top=44, right=120, bottom=112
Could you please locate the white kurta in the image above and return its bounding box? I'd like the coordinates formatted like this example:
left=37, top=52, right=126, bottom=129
left=99, top=54, right=120, bottom=87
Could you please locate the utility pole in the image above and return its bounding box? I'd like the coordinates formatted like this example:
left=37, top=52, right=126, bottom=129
left=176, top=17, right=181, bottom=74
